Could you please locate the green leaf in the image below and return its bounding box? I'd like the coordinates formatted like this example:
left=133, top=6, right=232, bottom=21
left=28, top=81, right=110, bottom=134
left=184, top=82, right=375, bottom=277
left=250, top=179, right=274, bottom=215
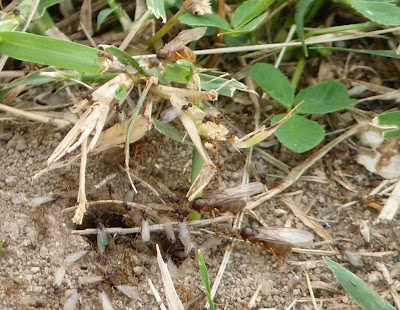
left=311, top=46, right=400, bottom=59
left=104, top=45, right=145, bottom=74
left=231, top=0, right=275, bottom=29
left=373, top=111, right=400, bottom=139
left=199, top=71, right=249, bottom=97
left=97, top=8, right=115, bottom=29
left=272, top=114, right=324, bottom=153
left=226, top=13, right=267, bottom=35
left=295, top=81, right=356, bottom=114
left=295, top=0, right=316, bottom=57
left=115, top=85, right=127, bottom=100
left=324, top=258, right=396, bottom=310
left=198, top=250, right=215, bottom=310
left=146, top=0, right=167, bottom=23
left=0, top=32, right=104, bottom=74
left=180, top=14, right=232, bottom=31
left=164, top=62, right=193, bottom=83
left=0, top=240, right=4, bottom=252
left=153, top=119, right=193, bottom=145
left=250, top=63, right=294, bottom=108
left=349, top=0, right=400, bottom=26
left=38, top=0, right=63, bottom=16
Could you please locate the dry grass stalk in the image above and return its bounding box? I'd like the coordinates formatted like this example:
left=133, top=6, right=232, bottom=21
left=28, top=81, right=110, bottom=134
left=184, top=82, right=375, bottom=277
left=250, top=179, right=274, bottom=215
left=155, top=244, right=185, bottom=310
left=378, top=179, right=400, bottom=221
left=47, top=73, right=134, bottom=164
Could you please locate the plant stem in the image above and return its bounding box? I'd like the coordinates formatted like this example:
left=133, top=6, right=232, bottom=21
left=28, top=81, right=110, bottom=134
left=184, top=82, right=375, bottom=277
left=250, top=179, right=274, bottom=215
left=106, top=0, right=132, bottom=32
left=146, top=6, right=187, bottom=47
left=291, top=55, right=306, bottom=92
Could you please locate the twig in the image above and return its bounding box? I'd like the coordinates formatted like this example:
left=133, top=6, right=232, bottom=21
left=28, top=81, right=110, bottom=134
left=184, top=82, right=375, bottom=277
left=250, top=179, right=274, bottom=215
left=118, top=165, right=166, bottom=204
left=119, top=8, right=152, bottom=51
left=280, top=197, right=332, bottom=241
left=155, top=244, right=185, bottom=310
left=73, top=138, right=88, bottom=224
left=248, top=283, right=263, bottom=309
left=63, top=199, right=172, bottom=215
left=136, top=27, right=400, bottom=59
left=0, top=102, right=71, bottom=127
left=375, top=262, right=400, bottom=309
left=148, top=278, right=168, bottom=310
left=378, top=179, right=400, bottom=221
left=246, top=121, right=369, bottom=211
left=94, top=173, right=118, bottom=189
left=255, top=147, right=290, bottom=174
left=305, top=270, right=319, bottom=310
left=275, top=24, right=296, bottom=68
left=71, top=215, right=232, bottom=235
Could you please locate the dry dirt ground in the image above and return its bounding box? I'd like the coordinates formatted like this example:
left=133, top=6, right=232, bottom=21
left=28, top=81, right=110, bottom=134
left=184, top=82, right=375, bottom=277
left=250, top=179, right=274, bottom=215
left=0, top=99, right=399, bottom=310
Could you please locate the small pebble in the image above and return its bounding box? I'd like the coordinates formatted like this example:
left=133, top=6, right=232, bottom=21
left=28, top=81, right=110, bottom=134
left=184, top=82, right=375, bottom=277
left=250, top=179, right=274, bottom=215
left=31, top=267, right=40, bottom=273
left=5, top=176, right=17, bottom=186
left=11, top=193, right=26, bottom=205
left=16, top=140, right=27, bottom=151
left=133, top=266, right=144, bottom=276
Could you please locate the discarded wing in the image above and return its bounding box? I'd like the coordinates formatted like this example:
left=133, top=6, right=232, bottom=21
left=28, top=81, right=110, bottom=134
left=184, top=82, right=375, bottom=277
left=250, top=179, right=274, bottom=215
left=98, top=287, right=113, bottom=310
left=192, top=182, right=264, bottom=214
left=53, top=266, right=66, bottom=288
left=63, top=289, right=80, bottom=310
left=64, top=250, right=89, bottom=264
left=115, top=285, right=139, bottom=300
left=241, top=226, right=314, bottom=260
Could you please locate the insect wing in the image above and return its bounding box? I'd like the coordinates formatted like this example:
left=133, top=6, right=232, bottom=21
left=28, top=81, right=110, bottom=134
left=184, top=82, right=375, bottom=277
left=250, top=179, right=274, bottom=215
left=65, top=250, right=89, bottom=264
left=53, top=266, right=66, bottom=288
left=97, top=223, right=109, bottom=254
left=161, top=106, right=183, bottom=122
left=253, top=227, right=314, bottom=245
left=200, top=194, right=243, bottom=208
left=98, top=287, right=113, bottom=310
left=160, top=27, right=207, bottom=54
left=222, top=182, right=264, bottom=197
left=64, top=289, right=80, bottom=310
left=115, top=285, right=139, bottom=299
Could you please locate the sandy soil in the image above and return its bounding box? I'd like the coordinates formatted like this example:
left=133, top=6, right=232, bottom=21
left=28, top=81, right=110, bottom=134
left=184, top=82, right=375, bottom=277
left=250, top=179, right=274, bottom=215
left=0, top=109, right=399, bottom=310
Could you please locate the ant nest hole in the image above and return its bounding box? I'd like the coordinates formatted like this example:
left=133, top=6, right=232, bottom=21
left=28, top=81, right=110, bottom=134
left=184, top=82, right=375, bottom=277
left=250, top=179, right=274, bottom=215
left=75, top=204, right=191, bottom=266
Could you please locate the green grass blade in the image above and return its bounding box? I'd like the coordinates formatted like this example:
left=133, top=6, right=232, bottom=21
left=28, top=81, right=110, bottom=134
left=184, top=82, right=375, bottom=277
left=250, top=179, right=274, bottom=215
left=0, top=32, right=104, bottom=74
left=231, top=0, right=274, bottom=29
left=198, top=250, right=215, bottom=310
left=295, top=0, right=316, bottom=57
left=324, top=258, right=396, bottom=310
left=311, top=46, right=400, bottom=59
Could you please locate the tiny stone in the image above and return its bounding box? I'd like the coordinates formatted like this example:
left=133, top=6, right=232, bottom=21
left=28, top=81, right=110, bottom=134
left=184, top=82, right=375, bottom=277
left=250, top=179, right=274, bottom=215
left=292, top=288, right=301, bottom=296
left=11, top=193, right=26, bottom=205
left=5, top=176, right=17, bottom=186
left=368, top=271, right=382, bottom=282
left=16, top=139, right=27, bottom=151
left=133, top=266, right=144, bottom=276
left=273, top=208, right=287, bottom=216
left=31, top=267, right=40, bottom=273
left=0, top=132, right=13, bottom=141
